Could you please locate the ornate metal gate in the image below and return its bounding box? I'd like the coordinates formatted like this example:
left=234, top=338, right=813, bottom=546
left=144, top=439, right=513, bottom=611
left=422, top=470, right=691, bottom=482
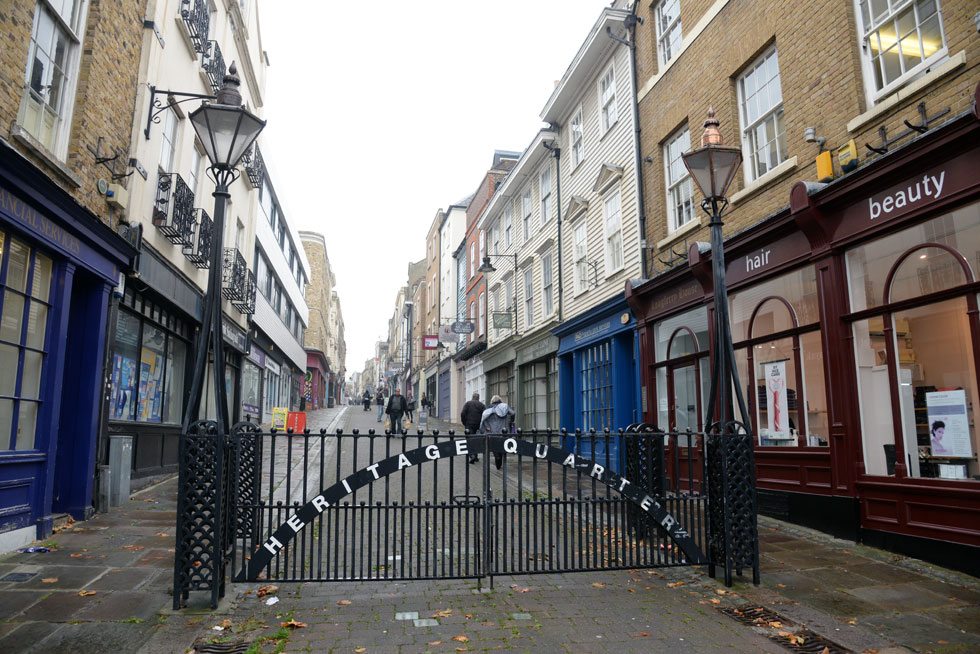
left=173, top=423, right=758, bottom=607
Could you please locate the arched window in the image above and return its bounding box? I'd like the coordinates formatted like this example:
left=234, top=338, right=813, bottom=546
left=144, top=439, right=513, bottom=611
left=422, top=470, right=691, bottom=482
left=847, top=201, right=980, bottom=481
left=731, top=267, right=829, bottom=448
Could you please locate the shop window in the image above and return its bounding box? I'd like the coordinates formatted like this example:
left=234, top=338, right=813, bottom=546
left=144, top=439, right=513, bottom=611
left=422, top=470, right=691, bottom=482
left=730, top=267, right=829, bottom=448
left=581, top=343, right=612, bottom=432
left=522, top=360, right=553, bottom=431
left=487, top=366, right=513, bottom=406
left=652, top=306, right=710, bottom=435
left=18, top=0, right=85, bottom=157
left=848, top=208, right=980, bottom=480
left=110, top=305, right=188, bottom=425
left=855, top=0, right=947, bottom=103
left=0, top=235, right=52, bottom=451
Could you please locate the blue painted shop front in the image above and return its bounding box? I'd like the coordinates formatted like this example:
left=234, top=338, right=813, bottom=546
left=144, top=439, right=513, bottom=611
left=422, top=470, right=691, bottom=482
left=0, top=142, right=135, bottom=549
left=553, top=295, right=640, bottom=474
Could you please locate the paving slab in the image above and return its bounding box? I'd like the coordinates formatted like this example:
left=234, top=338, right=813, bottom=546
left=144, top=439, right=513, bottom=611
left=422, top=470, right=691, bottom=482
left=846, top=582, right=958, bottom=611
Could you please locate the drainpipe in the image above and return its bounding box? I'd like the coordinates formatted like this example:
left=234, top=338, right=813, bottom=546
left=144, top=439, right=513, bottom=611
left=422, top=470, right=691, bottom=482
left=607, top=6, right=648, bottom=277
left=543, top=138, right=563, bottom=321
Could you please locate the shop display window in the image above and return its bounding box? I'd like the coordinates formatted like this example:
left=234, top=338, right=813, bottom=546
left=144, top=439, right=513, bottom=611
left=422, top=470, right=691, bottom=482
left=522, top=360, right=555, bottom=431
left=580, top=343, right=612, bottom=432
left=0, top=234, right=51, bottom=451
left=730, top=267, right=829, bottom=448
left=110, top=303, right=189, bottom=425
left=652, top=306, right=710, bottom=436
left=241, top=360, right=262, bottom=420
left=847, top=205, right=980, bottom=481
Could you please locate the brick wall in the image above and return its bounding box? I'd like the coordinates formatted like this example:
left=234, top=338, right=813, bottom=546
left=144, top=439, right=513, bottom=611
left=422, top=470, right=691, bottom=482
left=301, top=235, right=332, bottom=364
left=0, top=0, right=147, bottom=226
left=634, top=0, right=980, bottom=276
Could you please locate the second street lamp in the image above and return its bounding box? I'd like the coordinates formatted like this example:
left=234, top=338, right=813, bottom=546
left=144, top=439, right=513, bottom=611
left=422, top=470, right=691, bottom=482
left=478, top=254, right=519, bottom=335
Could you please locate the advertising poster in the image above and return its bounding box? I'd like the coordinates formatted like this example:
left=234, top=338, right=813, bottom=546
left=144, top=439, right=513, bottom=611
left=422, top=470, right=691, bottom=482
left=272, top=407, right=288, bottom=430
left=111, top=354, right=137, bottom=420
left=137, top=349, right=164, bottom=423
left=926, top=389, right=972, bottom=458
left=764, top=360, right=789, bottom=439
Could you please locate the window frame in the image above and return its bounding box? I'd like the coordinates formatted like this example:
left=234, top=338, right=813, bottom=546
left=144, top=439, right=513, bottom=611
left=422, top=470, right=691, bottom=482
left=504, top=206, right=513, bottom=247
left=522, top=189, right=532, bottom=242
left=854, top=0, right=948, bottom=104
left=570, top=105, right=585, bottom=169
left=654, top=0, right=682, bottom=67
left=523, top=267, right=534, bottom=329
left=573, top=221, right=588, bottom=294
left=602, top=187, right=624, bottom=275
left=597, top=63, right=618, bottom=134
left=540, top=165, right=552, bottom=226
left=736, top=46, right=788, bottom=184
left=542, top=252, right=554, bottom=317
left=663, top=125, right=695, bottom=233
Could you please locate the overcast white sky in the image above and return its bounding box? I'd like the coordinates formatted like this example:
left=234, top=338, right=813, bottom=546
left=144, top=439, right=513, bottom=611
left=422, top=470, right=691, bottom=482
left=259, top=0, right=613, bottom=375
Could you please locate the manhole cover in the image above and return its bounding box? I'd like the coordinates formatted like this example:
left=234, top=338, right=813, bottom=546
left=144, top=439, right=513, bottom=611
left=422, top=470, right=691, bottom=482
left=195, top=643, right=248, bottom=654
left=0, top=573, right=37, bottom=582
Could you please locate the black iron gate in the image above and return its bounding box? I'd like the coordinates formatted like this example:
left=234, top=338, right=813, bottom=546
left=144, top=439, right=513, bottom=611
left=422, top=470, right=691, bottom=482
left=173, top=423, right=758, bottom=607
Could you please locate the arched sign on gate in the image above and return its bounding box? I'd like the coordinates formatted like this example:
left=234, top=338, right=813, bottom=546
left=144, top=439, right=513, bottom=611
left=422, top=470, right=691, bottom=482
left=238, top=435, right=706, bottom=581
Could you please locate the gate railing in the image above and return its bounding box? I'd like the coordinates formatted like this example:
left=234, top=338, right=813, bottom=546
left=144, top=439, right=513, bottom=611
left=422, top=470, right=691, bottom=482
left=173, top=423, right=758, bottom=607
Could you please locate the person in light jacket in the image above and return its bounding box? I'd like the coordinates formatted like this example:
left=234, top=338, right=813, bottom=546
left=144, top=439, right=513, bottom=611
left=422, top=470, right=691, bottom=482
left=479, top=395, right=515, bottom=469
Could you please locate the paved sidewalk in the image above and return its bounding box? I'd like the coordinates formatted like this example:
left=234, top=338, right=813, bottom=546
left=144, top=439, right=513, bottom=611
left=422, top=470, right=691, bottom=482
left=0, top=405, right=974, bottom=653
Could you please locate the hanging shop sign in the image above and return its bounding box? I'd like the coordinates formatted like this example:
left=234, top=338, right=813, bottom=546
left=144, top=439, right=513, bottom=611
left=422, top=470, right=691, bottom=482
left=422, top=335, right=440, bottom=350
left=452, top=321, right=475, bottom=334
left=492, top=312, right=513, bottom=329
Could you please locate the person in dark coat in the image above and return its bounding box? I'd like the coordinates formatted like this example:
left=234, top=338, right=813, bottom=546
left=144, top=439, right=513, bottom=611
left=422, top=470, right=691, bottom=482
left=386, top=387, right=408, bottom=433
left=405, top=392, right=416, bottom=424
left=375, top=388, right=385, bottom=422
left=460, top=392, right=486, bottom=463
left=480, top=395, right=515, bottom=470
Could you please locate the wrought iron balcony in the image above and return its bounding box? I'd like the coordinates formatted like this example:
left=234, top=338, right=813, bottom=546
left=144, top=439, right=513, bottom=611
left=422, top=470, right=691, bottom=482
left=152, top=172, right=195, bottom=247
left=222, top=247, right=248, bottom=302
left=202, top=40, right=226, bottom=95
left=241, top=143, right=264, bottom=188
left=180, top=0, right=210, bottom=54
left=232, top=270, right=256, bottom=315
left=182, top=208, right=212, bottom=269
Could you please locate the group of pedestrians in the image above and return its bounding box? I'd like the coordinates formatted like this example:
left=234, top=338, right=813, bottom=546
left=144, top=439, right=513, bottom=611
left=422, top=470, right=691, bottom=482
left=460, top=392, right=514, bottom=466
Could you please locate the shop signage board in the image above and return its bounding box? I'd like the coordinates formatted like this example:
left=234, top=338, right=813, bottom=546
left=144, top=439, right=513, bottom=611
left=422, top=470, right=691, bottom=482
left=726, top=230, right=810, bottom=287
left=438, top=325, right=458, bottom=342
left=492, top=312, right=512, bottom=328
left=272, top=407, right=288, bottom=429
left=452, top=321, right=475, bottom=334
left=647, top=279, right=702, bottom=320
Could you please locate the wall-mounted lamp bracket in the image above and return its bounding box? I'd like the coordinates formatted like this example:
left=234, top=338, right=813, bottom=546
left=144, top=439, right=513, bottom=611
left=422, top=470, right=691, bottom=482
left=144, top=85, right=216, bottom=139
left=86, top=136, right=133, bottom=182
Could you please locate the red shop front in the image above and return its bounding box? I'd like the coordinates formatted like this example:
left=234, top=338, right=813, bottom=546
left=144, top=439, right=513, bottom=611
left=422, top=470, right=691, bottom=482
left=626, top=107, right=980, bottom=577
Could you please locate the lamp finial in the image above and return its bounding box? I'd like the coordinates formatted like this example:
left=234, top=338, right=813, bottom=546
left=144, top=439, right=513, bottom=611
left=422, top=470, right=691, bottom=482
left=216, top=61, right=243, bottom=106
left=701, top=107, right=723, bottom=147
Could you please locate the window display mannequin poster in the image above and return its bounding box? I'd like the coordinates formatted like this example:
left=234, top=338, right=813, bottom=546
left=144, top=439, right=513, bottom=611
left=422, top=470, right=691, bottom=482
left=926, top=389, right=972, bottom=458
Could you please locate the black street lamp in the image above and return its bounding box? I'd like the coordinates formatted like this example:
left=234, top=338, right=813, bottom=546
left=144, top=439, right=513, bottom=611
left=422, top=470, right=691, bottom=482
left=681, top=108, right=748, bottom=433
left=181, top=62, right=265, bottom=438
left=478, top=254, right=519, bottom=335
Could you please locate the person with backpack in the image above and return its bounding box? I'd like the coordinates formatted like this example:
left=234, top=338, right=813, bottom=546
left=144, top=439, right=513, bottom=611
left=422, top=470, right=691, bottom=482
left=479, top=395, right=515, bottom=469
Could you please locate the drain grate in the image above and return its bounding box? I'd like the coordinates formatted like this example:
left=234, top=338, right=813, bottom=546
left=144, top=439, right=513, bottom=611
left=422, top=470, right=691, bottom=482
left=718, top=606, right=852, bottom=654
left=195, top=643, right=249, bottom=654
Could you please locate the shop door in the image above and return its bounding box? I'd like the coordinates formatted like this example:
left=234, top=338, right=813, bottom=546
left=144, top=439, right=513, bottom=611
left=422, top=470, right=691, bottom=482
left=438, top=371, right=450, bottom=420
left=667, top=361, right=703, bottom=493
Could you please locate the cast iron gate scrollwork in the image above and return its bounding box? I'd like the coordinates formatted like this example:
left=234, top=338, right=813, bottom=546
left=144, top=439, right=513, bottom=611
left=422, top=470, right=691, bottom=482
left=173, top=424, right=758, bottom=605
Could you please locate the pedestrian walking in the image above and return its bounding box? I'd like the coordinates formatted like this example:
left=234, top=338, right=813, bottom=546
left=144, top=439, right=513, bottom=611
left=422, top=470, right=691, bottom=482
left=405, top=391, right=416, bottom=425
left=460, top=392, right=485, bottom=463
left=386, top=387, right=408, bottom=433
left=480, top=395, right=515, bottom=470
left=375, top=388, right=385, bottom=422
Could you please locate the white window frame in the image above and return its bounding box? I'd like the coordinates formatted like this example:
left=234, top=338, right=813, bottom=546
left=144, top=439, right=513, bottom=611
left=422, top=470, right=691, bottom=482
left=542, top=253, right=554, bottom=317
left=736, top=46, right=787, bottom=183
left=189, top=145, right=203, bottom=197
left=523, top=267, right=534, bottom=329
left=598, top=64, right=618, bottom=134
left=159, top=106, right=179, bottom=172
left=18, top=0, right=88, bottom=158
left=603, top=187, right=624, bottom=275
left=505, top=276, right=514, bottom=311
left=855, top=0, right=948, bottom=104
left=478, top=291, right=485, bottom=336
left=522, top=189, right=532, bottom=241
left=573, top=222, right=588, bottom=294
left=504, top=207, right=512, bottom=247
left=663, top=125, right=695, bottom=232
left=431, top=274, right=437, bottom=308
left=492, top=223, right=499, bottom=256
left=540, top=165, right=552, bottom=226
left=469, top=242, right=476, bottom=279
left=569, top=105, right=585, bottom=169
left=654, top=0, right=682, bottom=67
left=479, top=230, right=485, bottom=263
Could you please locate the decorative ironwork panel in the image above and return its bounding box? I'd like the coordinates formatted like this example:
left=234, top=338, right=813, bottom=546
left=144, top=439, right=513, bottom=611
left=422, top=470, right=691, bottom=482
left=242, top=144, right=265, bottom=188
left=222, top=248, right=247, bottom=302
left=180, top=0, right=210, bottom=53
left=182, top=208, right=212, bottom=268
left=230, top=422, right=263, bottom=540
left=624, top=424, right=666, bottom=541
left=152, top=172, right=195, bottom=247
left=705, top=422, right=759, bottom=586
left=202, top=40, right=226, bottom=94
left=173, top=420, right=227, bottom=608
left=231, top=270, right=256, bottom=315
